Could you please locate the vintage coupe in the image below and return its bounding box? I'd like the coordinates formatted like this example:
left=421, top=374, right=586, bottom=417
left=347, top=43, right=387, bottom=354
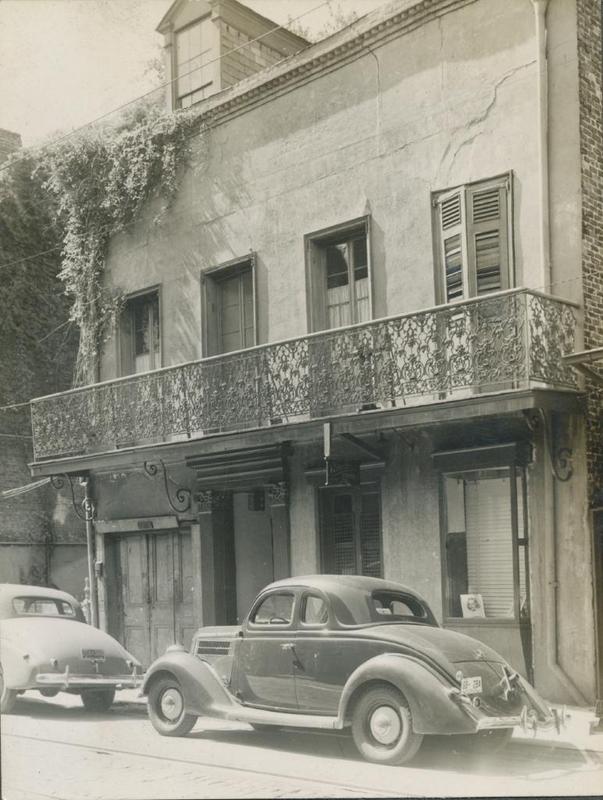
left=0, top=583, right=142, bottom=713
left=143, top=575, right=562, bottom=764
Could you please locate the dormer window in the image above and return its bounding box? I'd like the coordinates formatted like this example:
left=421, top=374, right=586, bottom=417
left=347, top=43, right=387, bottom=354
left=175, top=17, right=216, bottom=108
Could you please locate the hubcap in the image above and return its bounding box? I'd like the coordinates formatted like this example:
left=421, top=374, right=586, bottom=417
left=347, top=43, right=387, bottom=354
left=160, top=688, right=183, bottom=721
left=369, top=705, right=401, bottom=746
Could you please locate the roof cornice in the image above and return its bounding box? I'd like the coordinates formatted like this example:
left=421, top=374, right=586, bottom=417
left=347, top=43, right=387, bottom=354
left=184, top=0, right=478, bottom=129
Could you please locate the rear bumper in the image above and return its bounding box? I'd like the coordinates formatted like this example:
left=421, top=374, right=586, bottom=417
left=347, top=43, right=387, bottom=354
left=476, top=706, right=563, bottom=734
left=36, top=668, right=143, bottom=691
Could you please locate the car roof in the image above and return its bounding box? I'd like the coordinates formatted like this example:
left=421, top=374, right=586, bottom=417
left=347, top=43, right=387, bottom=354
left=263, top=574, right=425, bottom=599
left=0, top=583, right=80, bottom=618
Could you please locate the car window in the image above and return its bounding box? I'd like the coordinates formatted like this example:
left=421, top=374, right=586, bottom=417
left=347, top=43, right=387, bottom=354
left=251, top=593, right=294, bottom=625
left=370, top=591, right=427, bottom=621
left=12, top=597, right=77, bottom=617
left=301, top=594, right=328, bottom=625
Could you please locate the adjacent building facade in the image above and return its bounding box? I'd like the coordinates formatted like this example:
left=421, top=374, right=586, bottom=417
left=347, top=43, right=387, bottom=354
left=29, top=0, right=602, bottom=706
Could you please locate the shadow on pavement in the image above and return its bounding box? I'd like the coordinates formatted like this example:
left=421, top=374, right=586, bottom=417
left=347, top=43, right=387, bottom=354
left=188, top=725, right=601, bottom=778
left=8, top=695, right=148, bottom=721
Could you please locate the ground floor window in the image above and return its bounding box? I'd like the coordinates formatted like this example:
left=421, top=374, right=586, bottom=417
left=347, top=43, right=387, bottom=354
left=442, top=466, right=528, bottom=620
left=319, top=486, right=382, bottom=577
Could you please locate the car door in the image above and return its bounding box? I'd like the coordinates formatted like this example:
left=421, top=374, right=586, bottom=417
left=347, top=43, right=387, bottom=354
left=231, top=590, right=298, bottom=710
left=291, top=591, right=347, bottom=715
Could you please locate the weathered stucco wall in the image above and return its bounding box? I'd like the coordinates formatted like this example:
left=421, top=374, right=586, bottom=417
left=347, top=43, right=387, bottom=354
left=102, top=0, right=583, bottom=379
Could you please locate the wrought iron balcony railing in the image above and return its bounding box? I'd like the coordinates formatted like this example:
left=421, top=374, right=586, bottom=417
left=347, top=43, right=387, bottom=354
left=31, top=289, right=578, bottom=461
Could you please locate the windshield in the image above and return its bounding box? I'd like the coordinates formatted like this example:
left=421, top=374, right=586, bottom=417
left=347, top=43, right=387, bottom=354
left=12, top=596, right=78, bottom=618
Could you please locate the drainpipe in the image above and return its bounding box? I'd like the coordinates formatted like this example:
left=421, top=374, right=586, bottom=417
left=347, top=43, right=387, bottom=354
left=81, top=477, right=99, bottom=628
left=531, top=0, right=552, bottom=294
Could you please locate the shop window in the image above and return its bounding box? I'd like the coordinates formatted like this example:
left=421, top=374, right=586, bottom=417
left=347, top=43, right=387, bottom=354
left=319, top=486, right=382, bottom=577
left=202, top=257, right=256, bottom=356
left=441, top=467, right=528, bottom=620
left=305, top=218, right=372, bottom=332
left=432, top=174, right=513, bottom=304
left=175, top=17, right=216, bottom=109
left=120, top=290, right=160, bottom=376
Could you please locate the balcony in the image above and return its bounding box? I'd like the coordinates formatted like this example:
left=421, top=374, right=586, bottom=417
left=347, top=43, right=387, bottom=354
left=30, top=289, right=578, bottom=462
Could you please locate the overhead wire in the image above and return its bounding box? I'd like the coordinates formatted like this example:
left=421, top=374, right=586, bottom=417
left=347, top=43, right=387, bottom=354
left=0, top=0, right=331, bottom=177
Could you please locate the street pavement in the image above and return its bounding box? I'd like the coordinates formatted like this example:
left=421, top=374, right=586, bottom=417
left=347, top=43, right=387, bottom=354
left=1, top=691, right=602, bottom=799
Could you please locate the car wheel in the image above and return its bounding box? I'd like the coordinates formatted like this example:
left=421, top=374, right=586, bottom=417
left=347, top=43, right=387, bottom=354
left=351, top=685, right=423, bottom=765
left=81, top=688, right=116, bottom=712
left=0, top=668, right=18, bottom=714
left=147, top=676, right=197, bottom=737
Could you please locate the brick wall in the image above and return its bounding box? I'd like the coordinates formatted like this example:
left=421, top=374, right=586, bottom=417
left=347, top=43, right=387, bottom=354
left=577, top=0, right=603, bottom=505
left=219, top=22, right=285, bottom=89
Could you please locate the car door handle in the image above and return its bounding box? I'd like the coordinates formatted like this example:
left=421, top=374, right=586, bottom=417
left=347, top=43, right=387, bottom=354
left=280, top=643, right=295, bottom=651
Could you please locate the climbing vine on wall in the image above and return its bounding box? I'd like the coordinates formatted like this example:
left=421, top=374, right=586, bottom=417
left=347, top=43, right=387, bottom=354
left=44, top=104, right=197, bottom=385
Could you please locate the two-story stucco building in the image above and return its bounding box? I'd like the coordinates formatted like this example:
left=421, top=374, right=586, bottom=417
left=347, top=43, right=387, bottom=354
left=29, top=0, right=602, bottom=709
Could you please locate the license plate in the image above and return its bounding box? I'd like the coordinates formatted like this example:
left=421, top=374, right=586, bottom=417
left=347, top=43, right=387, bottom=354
left=81, top=649, right=105, bottom=662
left=461, top=676, right=482, bottom=695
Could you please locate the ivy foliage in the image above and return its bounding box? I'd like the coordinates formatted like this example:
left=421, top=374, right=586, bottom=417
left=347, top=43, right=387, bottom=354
left=44, top=104, right=196, bottom=384
left=0, top=151, right=75, bottom=415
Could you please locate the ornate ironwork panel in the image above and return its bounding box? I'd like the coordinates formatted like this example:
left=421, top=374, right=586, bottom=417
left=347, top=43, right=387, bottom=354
left=30, top=290, right=578, bottom=461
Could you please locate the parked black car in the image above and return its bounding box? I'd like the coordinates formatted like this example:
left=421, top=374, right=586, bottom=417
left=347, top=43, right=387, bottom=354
left=142, top=575, right=561, bottom=764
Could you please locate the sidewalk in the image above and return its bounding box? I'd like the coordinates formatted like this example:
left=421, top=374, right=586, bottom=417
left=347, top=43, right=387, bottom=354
left=512, top=706, right=602, bottom=756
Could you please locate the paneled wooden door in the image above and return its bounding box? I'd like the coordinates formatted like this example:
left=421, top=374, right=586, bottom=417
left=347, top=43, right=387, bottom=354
left=118, top=529, right=195, bottom=666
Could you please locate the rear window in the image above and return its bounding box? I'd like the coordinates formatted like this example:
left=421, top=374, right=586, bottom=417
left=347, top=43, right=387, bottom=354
left=12, top=597, right=77, bottom=618
left=329, top=589, right=434, bottom=626
left=370, top=591, right=428, bottom=621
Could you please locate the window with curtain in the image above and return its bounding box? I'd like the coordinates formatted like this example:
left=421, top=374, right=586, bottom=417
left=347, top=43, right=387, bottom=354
left=442, top=467, right=528, bottom=620
left=306, top=220, right=371, bottom=332
left=120, top=291, right=160, bottom=376
left=433, top=174, right=512, bottom=304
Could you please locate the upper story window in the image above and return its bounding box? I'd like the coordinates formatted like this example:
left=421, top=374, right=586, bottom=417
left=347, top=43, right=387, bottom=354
left=175, top=17, right=215, bottom=109
left=306, top=217, right=372, bottom=332
left=120, top=290, right=160, bottom=376
left=432, top=174, right=513, bottom=304
left=202, top=256, right=256, bottom=356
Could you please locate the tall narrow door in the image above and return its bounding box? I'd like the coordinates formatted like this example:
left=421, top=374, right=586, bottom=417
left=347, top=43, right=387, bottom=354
left=118, top=529, right=195, bottom=666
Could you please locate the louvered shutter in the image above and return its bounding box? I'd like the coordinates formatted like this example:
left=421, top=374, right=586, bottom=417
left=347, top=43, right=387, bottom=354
left=466, top=182, right=509, bottom=296
left=436, top=190, right=466, bottom=302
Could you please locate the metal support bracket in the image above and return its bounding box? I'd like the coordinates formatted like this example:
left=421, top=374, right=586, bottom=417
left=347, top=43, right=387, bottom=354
left=524, top=409, right=573, bottom=482
left=143, top=459, right=191, bottom=512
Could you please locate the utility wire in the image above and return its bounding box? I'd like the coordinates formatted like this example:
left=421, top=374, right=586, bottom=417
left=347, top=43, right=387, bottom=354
left=0, top=0, right=330, bottom=177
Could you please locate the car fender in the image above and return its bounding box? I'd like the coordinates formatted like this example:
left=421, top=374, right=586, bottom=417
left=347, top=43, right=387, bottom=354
left=142, top=650, right=239, bottom=718
left=338, top=653, right=475, bottom=735
left=0, top=636, right=37, bottom=689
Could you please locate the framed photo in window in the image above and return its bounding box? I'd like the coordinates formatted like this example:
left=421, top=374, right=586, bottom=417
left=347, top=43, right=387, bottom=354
left=460, top=593, right=485, bottom=618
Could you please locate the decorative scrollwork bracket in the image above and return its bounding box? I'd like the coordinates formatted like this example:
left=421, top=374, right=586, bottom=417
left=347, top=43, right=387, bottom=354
left=524, top=410, right=573, bottom=482
left=143, top=460, right=191, bottom=512
left=50, top=474, right=88, bottom=520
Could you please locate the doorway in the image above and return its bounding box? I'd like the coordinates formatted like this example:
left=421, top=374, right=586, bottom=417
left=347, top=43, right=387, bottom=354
left=110, top=529, right=195, bottom=666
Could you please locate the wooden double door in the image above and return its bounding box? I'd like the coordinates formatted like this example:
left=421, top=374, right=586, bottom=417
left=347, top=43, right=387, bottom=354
left=113, top=530, right=196, bottom=667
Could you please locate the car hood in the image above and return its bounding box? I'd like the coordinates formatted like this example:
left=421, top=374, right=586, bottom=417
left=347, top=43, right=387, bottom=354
left=362, top=623, right=505, bottom=668
left=0, top=617, right=140, bottom=665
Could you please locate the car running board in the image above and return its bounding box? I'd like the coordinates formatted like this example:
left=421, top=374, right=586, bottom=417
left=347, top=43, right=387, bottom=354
left=220, top=705, right=342, bottom=730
